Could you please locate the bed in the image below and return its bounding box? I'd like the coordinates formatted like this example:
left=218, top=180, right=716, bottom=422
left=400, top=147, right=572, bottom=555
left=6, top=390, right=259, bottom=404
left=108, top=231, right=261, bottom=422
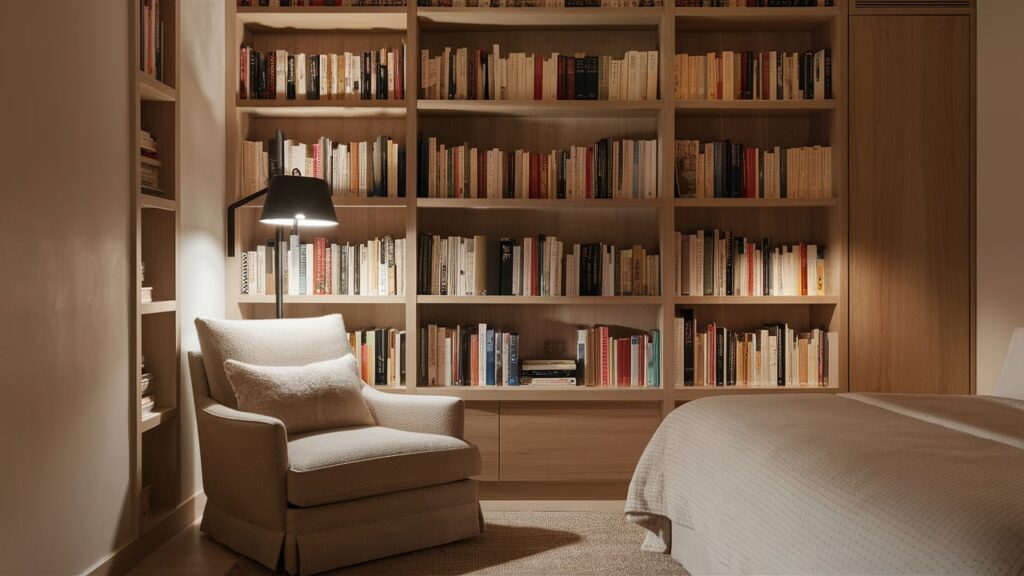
left=625, top=392, right=1024, bottom=575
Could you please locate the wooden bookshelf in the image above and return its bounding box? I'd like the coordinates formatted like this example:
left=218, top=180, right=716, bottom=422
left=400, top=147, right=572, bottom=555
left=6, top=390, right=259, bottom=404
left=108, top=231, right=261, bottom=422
left=131, top=0, right=185, bottom=543
left=225, top=0, right=847, bottom=494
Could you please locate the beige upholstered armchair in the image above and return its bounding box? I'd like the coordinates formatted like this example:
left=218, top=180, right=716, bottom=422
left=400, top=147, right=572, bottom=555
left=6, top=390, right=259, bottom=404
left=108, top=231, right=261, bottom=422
left=188, top=314, right=482, bottom=575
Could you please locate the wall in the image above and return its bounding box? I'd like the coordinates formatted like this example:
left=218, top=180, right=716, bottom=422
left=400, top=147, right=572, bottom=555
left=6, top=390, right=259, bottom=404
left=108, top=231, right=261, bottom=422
left=178, top=0, right=226, bottom=502
left=976, top=0, right=1024, bottom=395
left=0, top=1, right=133, bottom=574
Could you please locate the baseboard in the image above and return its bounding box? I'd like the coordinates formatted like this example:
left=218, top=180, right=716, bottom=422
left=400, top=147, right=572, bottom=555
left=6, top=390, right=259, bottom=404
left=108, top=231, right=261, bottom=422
left=85, top=492, right=206, bottom=576
left=478, top=481, right=629, bottom=501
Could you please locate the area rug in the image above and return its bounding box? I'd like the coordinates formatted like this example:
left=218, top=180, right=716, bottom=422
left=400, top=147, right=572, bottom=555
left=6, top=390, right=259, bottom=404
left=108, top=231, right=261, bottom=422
left=225, top=511, right=687, bottom=575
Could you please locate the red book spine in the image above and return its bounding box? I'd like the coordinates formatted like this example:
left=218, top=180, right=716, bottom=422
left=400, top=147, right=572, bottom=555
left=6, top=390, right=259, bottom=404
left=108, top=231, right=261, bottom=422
left=534, top=54, right=543, bottom=100
left=747, top=242, right=754, bottom=295
left=240, top=46, right=247, bottom=99
left=619, top=339, right=629, bottom=387
left=557, top=56, right=566, bottom=100
left=314, top=237, right=326, bottom=295
left=540, top=155, right=549, bottom=199
left=529, top=154, right=539, bottom=199
left=716, top=56, right=723, bottom=100
left=268, top=51, right=276, bottom=100
left=566, top=57, right=575, bottom=101
left=800, top=242, right=808, bottom=296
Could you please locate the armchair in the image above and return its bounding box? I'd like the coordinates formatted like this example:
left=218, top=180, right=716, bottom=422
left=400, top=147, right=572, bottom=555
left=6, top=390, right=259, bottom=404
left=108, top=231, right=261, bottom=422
left=188, top=315, right=482, bottom=575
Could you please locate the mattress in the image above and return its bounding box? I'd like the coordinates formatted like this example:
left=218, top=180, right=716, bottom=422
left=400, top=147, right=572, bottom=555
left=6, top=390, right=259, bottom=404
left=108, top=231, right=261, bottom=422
left=625, top=393, right=1024, bottom=575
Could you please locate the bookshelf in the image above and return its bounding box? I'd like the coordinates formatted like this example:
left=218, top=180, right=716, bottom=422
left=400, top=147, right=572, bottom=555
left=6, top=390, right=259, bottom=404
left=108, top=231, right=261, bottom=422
left=225, top=0, right=846, bottom=493
left=130, top=0, right=186, bottom=541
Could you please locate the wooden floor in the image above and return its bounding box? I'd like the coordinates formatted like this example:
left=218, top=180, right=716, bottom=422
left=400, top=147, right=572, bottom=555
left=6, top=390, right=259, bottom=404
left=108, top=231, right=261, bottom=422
left=128, top=501, right=626, bottom=576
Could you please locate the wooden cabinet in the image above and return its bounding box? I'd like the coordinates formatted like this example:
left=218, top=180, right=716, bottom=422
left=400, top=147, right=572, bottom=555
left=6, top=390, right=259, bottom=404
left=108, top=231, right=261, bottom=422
left=464, top=402, right=500, bottom=481
left=849, top=15, right=972, bottom=393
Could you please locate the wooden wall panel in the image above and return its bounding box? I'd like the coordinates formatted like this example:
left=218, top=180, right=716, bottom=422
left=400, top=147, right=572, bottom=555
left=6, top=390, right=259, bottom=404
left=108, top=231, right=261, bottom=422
left=465, top=402, right=499, bottom=481
left=849, top=16, right=971, bottom=393
left=499, top=401, right=661, bottom=481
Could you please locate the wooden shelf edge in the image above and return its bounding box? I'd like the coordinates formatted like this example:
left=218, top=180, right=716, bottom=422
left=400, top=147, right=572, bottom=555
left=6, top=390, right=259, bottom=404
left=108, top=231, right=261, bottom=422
left=417, top=198, right=661, bottom=209
left=137, top=71, right=176, bottom=102
left=418, top=99, right=662, bottom=117
left=140, top=300, right=177, bottom=315
left=237, top=295, right=406, bottom=304
left=416, top=386, right=664, bottom=401
left=673, top=386, right=839, bottom=400
left=141, top=406, right=178, bottom=433
left=674, top=198, right=837, bottom=208
left=418, top=295, right=663, bottom=304
left=418, top=7, right=663, bottom=27
left=672, top=296, right=839, bottom=305
left=675, top=99, right=836, bottom=114
left=674, top=6, right=839, bottom=18
left=139, top=192, right=176, bottom=211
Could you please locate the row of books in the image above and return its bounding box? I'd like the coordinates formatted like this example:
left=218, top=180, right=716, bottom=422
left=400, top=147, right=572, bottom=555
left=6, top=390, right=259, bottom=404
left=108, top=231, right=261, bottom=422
left=420, top=48, right=659, bottom=101
left=351, top=328, right=407, bottom=387
left=417, top=136, right=658, bottom=199
left=240, top=131, right=405, bottom=199
left=140, top=130, right=162, bottom=193
left=420, top=324, right=521, bottom=386
left=238, top=1, right=407, bottom=9
left=675, top=232, right=826, bottom=297
left=677, top=0, right=830, bottom=5
left=576, top=326, right=661, bottom=387
left=674, top=140, right=832, bottom=199
left=674, top=310, right=834, bottom=387
left=139, top=0, right=164, bottom=81
left=239, top=46, right=406, bottom=101
left=240, top=235, right=408, bottom=296
left=674, top=50, right=832, bottom=101
left=497, top=238, right=661, bottom=296
left=419, top=0, right=660, bottom=5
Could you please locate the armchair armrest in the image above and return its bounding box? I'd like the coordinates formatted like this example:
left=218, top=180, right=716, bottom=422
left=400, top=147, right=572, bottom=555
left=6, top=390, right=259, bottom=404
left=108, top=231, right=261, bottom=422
left=195, top=397, right=289, bottom=530
left=361, top=385, right=465, bottom=439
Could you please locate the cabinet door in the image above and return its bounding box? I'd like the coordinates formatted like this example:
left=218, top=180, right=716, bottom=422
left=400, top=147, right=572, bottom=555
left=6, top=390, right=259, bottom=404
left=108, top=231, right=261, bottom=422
left=849, top=16, right=971, bottom=393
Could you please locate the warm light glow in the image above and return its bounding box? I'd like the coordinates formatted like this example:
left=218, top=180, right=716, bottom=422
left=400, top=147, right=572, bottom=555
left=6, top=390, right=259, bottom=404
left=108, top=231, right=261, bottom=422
left=259, top=217, right=295, bottom=226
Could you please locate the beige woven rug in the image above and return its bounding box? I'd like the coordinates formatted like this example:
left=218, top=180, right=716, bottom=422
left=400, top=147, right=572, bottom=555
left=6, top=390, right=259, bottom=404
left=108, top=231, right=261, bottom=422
left=225, top=511, right=687, bottom=575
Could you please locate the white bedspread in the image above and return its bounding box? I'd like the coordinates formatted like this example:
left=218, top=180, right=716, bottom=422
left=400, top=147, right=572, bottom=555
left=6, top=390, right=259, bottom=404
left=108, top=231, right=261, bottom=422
left=625, top=393, right=1024, bottom=575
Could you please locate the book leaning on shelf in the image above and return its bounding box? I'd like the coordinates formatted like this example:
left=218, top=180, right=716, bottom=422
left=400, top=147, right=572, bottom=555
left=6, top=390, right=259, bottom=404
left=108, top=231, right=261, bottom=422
left=674, top=140, right=831, bottom=199
left=577, top=326, right=661, bottom=387
left=420, top=324, right=520, bottom=387
left=421, top=47, right=658, bottom=101
left=350, top=328, right=406, bottom=387
left=418, top=136, right=658, bottom=199
left=239, top=45, right=406, bottom=101
left=675, top=49, right=831, bottom=101
left=674, top=309, right=836, bottom=388
left=240, top=235, right=407, bottom=297
left=241, top=132, right=405, bottom=199
left=674, top=232, right=825, bottom=297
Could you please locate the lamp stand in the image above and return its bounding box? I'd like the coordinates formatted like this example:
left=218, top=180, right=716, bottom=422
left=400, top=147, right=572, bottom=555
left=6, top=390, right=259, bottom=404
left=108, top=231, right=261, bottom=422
left=275, top=226, right=285, bottom=319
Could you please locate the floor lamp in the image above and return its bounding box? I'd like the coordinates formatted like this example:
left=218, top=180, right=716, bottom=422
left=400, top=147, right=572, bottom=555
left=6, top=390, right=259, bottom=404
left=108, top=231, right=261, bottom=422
left=227, top=172, right=338, bottom=318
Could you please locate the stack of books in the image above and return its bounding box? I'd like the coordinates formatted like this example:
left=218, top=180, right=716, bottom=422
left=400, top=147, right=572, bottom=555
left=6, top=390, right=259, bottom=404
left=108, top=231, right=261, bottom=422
left=520, top=359, right=578, bottom=386
left=420, top=323, right=520, bottom=387
left=674, top=140, right=832, bottom=199
left=577, top=326, right=661, bottom=387
left=421, top=47, right=659, bottom=101
left=350, top=328, right=407, bottom=387
left=675, top=49, right=832, bottom=101
left=239, top=45, right=406, bottom=101
left=140, top=130, right=162, bottom=194
left=141, top=370, right=155, bottom=415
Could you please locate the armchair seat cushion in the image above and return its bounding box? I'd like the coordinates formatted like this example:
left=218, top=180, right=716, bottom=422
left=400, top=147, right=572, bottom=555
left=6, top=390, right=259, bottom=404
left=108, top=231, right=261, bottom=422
left=286, top=426, right=481, bottom=507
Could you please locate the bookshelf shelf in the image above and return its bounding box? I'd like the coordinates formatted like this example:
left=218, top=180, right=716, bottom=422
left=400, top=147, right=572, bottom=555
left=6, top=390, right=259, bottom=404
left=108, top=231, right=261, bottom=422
left=417, top=295, right=663, bottom=305
left=675, top=99, right=836, bottom=116
left=675, top=7, right=838, bottom=32
left=674, top=198, right=837, bottom=208
left=236, top=100, right=408, bottom=119
left=236, top=7, right=407, bottom=30
left=417, top=198, right=661, bottom=210
left=141, top=406, right=178, bottom=433
left=137, top=71, right=176, bottom=102
left=237, top=294, right=406, bottom=305
left=418, top=7, right=663, bottom=29
left=673, top=386, right=838, bottom=401
left=141, top=300, right=177, bottom=315
left=418, top=99, right=663, bottom=118
left=673, top=295, right=839, bottom=305
left=140, top=193, right=176, bottom=211
left=416, top=386, right=663, bottom=401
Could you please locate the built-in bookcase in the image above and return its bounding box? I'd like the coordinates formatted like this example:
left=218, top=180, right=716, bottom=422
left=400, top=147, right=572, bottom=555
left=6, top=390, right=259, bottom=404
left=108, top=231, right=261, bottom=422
left=131, top=0, right=184, bottom=538
left=225, top=1, right=846, bottom=492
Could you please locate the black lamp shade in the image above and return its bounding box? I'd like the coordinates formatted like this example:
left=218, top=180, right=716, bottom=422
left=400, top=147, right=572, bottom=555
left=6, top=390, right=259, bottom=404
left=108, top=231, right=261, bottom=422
left=259, top=175, right=337, bottom=228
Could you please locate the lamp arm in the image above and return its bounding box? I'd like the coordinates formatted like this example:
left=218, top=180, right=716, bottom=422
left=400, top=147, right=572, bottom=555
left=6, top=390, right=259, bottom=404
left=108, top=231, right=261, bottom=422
left=226, top=187, right=269, bottom=257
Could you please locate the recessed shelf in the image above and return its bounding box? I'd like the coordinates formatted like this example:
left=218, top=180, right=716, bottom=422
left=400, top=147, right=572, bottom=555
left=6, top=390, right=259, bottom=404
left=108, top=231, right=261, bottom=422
left=418, top=7, right=662, bottom=29
left=236, top=99, right=408, bottom=118
left=238, top=295, right=407, bottom=305
left=675, top=198, right=837, bottom=208
left=418, top=99, right=663, bottom=118
left=673, top=296, right=839, bottom=305
left=140, top=193, right=176, bottom=211
left=417, top=295, right=663, bottom=305
left=236, top=6, right=408, bottom=30
left=141, top=406, right=177, bottom=433
left=141, top=300, right=177, bottom=315
left=417, top=198, right=662, bottom=210
left=137, top=71, right=176, bottom=102
left=416, top=386, right=663, bottom=401
left=676, top=99, right=836, bottom=116
left=674, top=386, right=838, bottom=401
left=675, top=6, right=839, bottom=33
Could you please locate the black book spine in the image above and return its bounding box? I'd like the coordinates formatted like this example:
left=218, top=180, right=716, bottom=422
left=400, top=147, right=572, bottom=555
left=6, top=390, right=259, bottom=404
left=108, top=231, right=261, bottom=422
left=574, top=58, right=587, bottom=100
left=681, top=308, right=694, bottom=386
left=727, top=332, right=736, bottom=386
left=824, top=49, right=832, bottom=100
left=725, top=232, right=734, bottom=296
left=777, top=324, right=786, bottom=386
left=375, top=329, right=386, bottom=385
left=397, top=144, right=406, bottom=198
left=286, top=55, right=295, bottom=99
left=713, top=142, right=723, bottom=198
left=804, top=51, right=814, bottom=100
left=249, top=51, right=257, bottom=99
left=399, top=332, right=406, bottom=385
left=417, top=233, right=429, bottom=294
left=702, top=231, right=714, bottom=296
left=419, top=327, right=427, bottom=385
left=586, top=56, right=598, bottom=100
left=780, top=147, right=788, bottom=198
left=498, top=238, right=514, bottom=295
left=312, top=55, right=321, bottom=100
left=715, top=327, right=724, bottom=387
left=762, top=238, right=770, bottom=296
left=460, top=328, right=471, bottom=386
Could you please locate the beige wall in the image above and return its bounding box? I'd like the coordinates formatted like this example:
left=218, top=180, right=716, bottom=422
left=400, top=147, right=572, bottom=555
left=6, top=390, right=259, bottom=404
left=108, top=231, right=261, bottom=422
left=0, top=1, right=133, bottom=574
left=178, top=0, right=226, bottom=499
left=977, top=0, right=1024, bottom=395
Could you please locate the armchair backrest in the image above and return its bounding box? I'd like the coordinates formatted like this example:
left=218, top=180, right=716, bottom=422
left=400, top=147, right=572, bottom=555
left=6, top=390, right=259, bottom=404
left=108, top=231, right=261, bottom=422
left=194, top=314, right=353, bottom=408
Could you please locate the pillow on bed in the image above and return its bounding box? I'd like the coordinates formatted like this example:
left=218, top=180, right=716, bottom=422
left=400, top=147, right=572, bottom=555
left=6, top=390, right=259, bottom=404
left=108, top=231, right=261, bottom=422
left=224, top=354, right=374, bottom=434
left=994, top=328, right=1024, bottom=401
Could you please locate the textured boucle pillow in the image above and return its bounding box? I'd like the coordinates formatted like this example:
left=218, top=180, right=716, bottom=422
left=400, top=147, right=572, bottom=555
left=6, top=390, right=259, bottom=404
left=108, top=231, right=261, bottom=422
left=223, top=354, right=375, bottom=434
